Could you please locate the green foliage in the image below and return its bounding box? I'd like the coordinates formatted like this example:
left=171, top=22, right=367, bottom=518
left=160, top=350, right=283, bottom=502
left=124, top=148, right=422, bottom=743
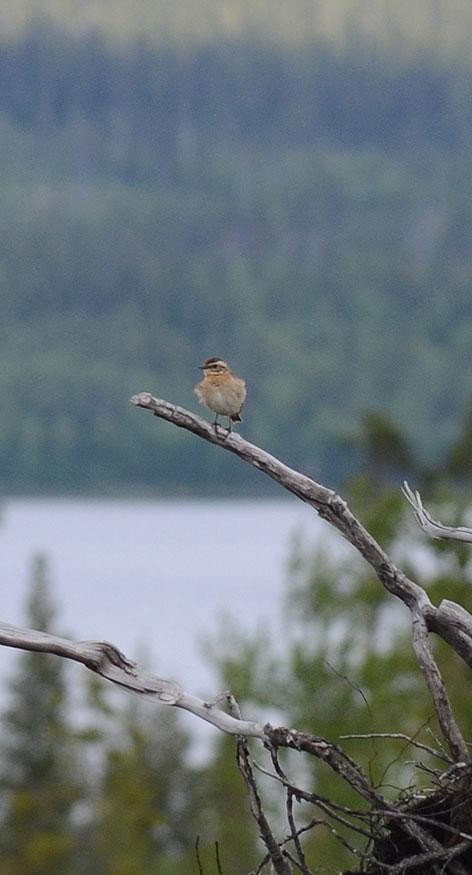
left=91, top=700, right=197, bottom=874
left=445, top=398, right=472, bottom=484
left=196, top=735, right=261, bottom=874
left=344, top=411, right=416, bottom=489
left=0, top=569, right=240, bottom=874
left=84, top=681, right=262, bottom=874
left=0, top=555, right=81, bottom=874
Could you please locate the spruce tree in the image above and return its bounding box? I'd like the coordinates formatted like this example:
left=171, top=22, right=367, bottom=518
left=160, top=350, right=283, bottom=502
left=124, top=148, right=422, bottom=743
left=93, top=695, right=198, bottom=875
left=0, top=554, right=80, bottom=875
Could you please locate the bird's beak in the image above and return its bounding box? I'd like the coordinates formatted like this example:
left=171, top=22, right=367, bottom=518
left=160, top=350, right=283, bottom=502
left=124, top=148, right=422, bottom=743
left=199, top=364, right=205, bottom=369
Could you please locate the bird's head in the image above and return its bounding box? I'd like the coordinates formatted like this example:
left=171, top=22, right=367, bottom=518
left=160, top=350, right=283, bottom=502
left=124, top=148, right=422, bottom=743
left=199, top=357, right=230, bottom=376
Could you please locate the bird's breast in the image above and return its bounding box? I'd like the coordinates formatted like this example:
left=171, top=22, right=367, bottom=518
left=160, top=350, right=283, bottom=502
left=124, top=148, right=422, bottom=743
left=195, top=379, right=244, bottom=415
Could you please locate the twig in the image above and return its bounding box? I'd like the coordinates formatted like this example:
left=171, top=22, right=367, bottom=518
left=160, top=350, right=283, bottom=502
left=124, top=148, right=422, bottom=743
left=253, top=757, right=373, bottom=839
left=269, top=749, right=312, bottom=874
left=340, top=732, right=452, bottom=764
left=286, top=790, right=311, bottom=874
left=236, top=740, right=292, bottom=875
left=370, top=837, right=472, bottom=874
left=253, top=755, right=472, bottom=846
left=264, top=727, right=469, bottom=872
left=281, top=848, right=311, bottom=873
left=257, top=753, right=472, bottom=875
left=215, top=841, right=223, bottom=875
left=411, top=610, right=469, bottom=762
left=195, top=836, right=204, bottom=875
left=402, top=482, right=472, bottom=542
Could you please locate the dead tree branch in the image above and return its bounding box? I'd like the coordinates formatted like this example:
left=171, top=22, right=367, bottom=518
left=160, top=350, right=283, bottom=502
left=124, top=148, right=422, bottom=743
left=402, top=482, right=472, bottom=543
left=2, top=617, right=469, bottom=870
left=130, top=394, right=426, bottom=610
left=237, top=740, right=292, bottom=875
left=130, top=393, right=472, bottom=760
left=0, top=621, right=265, bottom=738
left=411, top=611, right=469, bottom=762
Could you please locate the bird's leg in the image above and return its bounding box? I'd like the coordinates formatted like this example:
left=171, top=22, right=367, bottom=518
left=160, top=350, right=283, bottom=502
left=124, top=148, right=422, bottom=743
left=213, top=414, right=219, bottom=431
left=227, top=418, right=232, bottom=432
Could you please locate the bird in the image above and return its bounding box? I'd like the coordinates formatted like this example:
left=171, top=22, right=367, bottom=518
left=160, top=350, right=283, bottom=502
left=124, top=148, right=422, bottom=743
left=194, top=357, right=246, bottom=431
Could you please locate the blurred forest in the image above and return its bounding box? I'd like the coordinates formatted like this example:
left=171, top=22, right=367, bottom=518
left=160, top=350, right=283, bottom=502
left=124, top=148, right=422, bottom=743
left=1, top=4, right=472, bottom=491
left=4, top=0, right=472, bottom=53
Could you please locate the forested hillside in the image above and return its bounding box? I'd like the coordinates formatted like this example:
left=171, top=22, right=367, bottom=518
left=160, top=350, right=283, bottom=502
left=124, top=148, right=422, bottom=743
left=1, top=19, right=472, bottom=492
left=4, top=0, right=472, bottom=56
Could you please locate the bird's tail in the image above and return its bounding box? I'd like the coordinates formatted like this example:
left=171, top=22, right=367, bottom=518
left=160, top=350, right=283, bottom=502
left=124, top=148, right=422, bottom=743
left=230, top=412, right=243, bottom=423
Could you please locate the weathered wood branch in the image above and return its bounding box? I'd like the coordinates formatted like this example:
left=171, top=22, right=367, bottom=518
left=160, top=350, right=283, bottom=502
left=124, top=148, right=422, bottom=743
left=237, top=740, right=292, bottom=875
left=0, top=621, right=264, bottom=738
left=7, top=611, right=466, bottom=870
left=402, top=482, right=472, bottom=543
left=131, top=393, right=472, bottom=764
left=411, top=611, right=469, bottom=762
left=0, top=618, right=439, bottom=831
left=130, top=394, right=425, bottom=607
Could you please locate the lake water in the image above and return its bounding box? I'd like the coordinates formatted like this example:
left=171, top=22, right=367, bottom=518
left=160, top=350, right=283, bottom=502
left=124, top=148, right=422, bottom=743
left=0, top=497, right=343, bottom=701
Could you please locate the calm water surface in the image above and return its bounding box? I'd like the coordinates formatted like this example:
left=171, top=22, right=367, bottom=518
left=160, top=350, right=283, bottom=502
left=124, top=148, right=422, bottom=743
left=1, top=497, right=343, bottom=697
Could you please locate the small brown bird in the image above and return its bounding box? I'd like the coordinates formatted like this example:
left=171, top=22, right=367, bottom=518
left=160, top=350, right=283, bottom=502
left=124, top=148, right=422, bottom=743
left=195, top=357, right=246, bottom=431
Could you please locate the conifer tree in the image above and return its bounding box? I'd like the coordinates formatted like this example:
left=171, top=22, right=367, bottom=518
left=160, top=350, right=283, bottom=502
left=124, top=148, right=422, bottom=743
left=92, top=692, right=199, bottom=874
left=0, top=554, right=81, bottom=875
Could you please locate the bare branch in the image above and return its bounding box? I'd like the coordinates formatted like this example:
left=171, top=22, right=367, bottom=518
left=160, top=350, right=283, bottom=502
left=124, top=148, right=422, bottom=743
left=256, top=753, right=472, bottom=842
left=237, top=740, right=292, bottom=875
left=339, top=732, right=452, bottom=764
left=129, top=394, right=472, bottom=766
left=3, top=616, right=464, bottom=810
left=0, top=621, right=265, bottom=739
left=131, top=395, right=428, bottom=607
left=411, top=611, right=469, bottom=762
left=215, top=842, right=223, bottom=875
left=263, top=728, right=470, bottom=871
left=402, top=482, right=472, bottom=542
left=370, top=838, right=472, bottom=875
left=255, top=740, right=471, bottom=874
left=285, top=789, right=312, bottom=875
left=195, top=836, right=204, bottom=875
left=5, top=615, right=467, bottom=863
left=269, top=749, right=312, bottom=874
left=1, top=615, right=470, bottom=871
left=252, top=758, right=374, bottom=839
